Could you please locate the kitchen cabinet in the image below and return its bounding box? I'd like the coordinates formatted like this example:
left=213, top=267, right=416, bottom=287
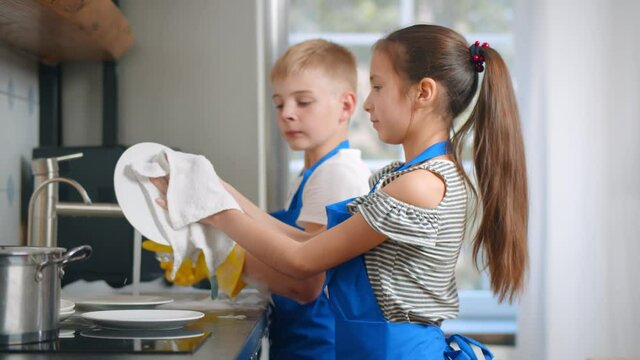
left=0, top=0, right=133, bottom=62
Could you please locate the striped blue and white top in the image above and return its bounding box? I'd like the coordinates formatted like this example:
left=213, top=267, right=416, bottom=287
left=347, top=159, right=467, bottom=324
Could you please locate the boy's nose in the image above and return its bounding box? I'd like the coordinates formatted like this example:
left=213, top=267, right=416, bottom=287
left=280, top=103, right=296, bottom=121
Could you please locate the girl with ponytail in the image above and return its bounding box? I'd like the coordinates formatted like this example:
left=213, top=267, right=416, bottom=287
left=152, top=24, right=527, bottom=359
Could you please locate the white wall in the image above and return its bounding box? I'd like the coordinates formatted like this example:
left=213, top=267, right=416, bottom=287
left=515, top=0, right=640, bottom=359
left=0, top=45, right=39, bottom=245
left=62, top=0, right=266, bottom=204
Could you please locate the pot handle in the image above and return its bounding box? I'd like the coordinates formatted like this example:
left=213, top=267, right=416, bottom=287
left=59, top=245, right=93, bottom=267
left=35, top=245, right=93, bottom=282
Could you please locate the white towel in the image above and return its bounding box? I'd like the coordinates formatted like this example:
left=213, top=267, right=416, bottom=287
left=129, top=148, right=240, bottom=280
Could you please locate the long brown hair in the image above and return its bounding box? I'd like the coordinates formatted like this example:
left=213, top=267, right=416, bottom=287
left=376, top=24, right=528, bottom=303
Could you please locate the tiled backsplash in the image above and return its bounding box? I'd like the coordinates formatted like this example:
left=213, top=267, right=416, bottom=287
left=0, top=45, right=39, bottom=245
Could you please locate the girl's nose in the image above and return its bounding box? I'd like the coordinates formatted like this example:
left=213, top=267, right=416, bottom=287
left=363, top=93, right=373, bottom=113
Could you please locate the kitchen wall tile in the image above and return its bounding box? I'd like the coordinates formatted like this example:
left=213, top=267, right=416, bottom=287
left=0, top=46, right=39, bottom=246
left=0, top=45, right=38, bottom=103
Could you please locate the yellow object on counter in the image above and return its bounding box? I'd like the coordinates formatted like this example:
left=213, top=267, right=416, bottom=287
left=142, top=240, right=246, bottom=296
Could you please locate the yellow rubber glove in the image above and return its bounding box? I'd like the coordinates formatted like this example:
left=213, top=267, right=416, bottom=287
left=215, top=245, right=246, bottom=297
left=142, top=240, right=208, bottom=286
left=142, top=240, right=246, bottom=296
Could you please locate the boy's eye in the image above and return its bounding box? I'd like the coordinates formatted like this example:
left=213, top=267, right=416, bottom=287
left=296, top=98, right=314, bottom=107
left=372, top=85, right=382, bottom=91
left=274, top=104, right=284, bottom=110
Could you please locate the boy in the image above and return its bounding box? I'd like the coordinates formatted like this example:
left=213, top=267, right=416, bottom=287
left=225, top=39, right=370, bottom=360
left=265, top=39, right=370, bottom=360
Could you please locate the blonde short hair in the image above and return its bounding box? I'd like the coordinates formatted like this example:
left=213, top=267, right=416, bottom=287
left=270, top=39, right=357, bottom=92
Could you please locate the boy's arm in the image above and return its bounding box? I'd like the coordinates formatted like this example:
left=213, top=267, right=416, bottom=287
left=221, top=180, right=313, bottom=242
left=242, top=251, right=324, bottom=304
left=299, top=222, right=325, bottom=235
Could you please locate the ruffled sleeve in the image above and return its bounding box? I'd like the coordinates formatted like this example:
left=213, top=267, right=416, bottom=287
left=368, top=161, right=402, bottom=189
left=348, top=191, right=440, bottom=247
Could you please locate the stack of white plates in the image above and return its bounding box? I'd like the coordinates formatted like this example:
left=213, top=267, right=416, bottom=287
left=59, top=298, right=76, bottom=322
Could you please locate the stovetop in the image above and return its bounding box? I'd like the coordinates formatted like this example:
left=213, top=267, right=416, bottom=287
left=0, top=319, right=211, bottom=354
left=0, top=290, right=271, bottom=356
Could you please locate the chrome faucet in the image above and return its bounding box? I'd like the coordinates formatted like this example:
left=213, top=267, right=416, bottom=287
left=28, top=153, right=124, bottom=247
left=28, top=153, right=144, bottom=290
left=27, top=177, right=92, bottom=247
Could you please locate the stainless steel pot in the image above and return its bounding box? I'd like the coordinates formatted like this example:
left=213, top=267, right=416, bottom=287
left=0, top=245, right=92, bottom=345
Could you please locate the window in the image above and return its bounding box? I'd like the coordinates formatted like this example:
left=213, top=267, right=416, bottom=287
left=281, top=0, right=517, bottom=333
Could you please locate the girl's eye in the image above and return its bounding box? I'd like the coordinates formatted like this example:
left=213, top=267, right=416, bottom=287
left=372, top=86, right=382, bottom=92
left=274, top=104, right=283, bottom=110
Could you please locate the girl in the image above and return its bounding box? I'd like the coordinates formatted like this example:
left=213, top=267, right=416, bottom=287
left=154, top=24, right=528, bottom=359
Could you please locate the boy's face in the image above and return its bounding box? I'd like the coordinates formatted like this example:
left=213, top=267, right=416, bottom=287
left=364, top=50, right=413, bottom=145
left=272, top=69, right=350, bottom=152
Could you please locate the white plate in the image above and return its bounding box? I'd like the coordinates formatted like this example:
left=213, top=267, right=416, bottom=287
left=59, top=310, right=75, bottom=322
left=114, top=142, right=171, bottom=245
left=81, top=310, right=204, bottom=330
left=59, top=329, right=76, bottom=338
left=60, top=298, right=75, bottom=312
left=80, top=328, right=205, bottom=340
left=75, top=294, right=174, bottom=310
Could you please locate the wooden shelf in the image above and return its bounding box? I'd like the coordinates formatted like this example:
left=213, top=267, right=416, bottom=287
left=0, top=0, right=133, bottom=63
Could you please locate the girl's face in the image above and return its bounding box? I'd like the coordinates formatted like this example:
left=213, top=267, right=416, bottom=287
left=271, top=69, right=347, bottom=152
left=363, top=50, right=414, bottom=144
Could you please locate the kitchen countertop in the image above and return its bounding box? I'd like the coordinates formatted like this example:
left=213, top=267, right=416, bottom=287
left=0, top=282, right=271, bottom=359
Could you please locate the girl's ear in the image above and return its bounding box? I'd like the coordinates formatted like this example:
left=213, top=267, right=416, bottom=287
left=415, top=77, right=438, bottom=107
left=339, top=91, right=357, bottom=123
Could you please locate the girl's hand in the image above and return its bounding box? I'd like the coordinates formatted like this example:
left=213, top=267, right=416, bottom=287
left=150, top=176, right=169, bottom=209
left=150, top=175, right=226, bottom=227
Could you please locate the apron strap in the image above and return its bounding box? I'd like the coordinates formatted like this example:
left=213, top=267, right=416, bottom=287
left=287, top=140, right=350, bottom=211
left=445, top=334, right=494, bottom=360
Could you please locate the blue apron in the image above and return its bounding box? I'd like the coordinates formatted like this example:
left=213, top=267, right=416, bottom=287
left=269, top=140, right=350, bottom=360
left=325, top=141, right=494, bottom=359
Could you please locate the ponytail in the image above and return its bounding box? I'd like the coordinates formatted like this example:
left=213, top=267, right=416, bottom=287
left=455, top=46, right=528, bottom=303
left=379, top=25, right=528, bottom=303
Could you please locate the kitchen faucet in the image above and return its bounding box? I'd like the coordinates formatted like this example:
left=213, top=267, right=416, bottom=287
left=28, top=152, right=143, bottom=290
left=27, top=176, right=92, bottom=247
left=29, top=152, right=124, bottom=248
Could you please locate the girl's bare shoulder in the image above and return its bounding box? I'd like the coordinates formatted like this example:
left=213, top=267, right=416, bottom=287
left=381, top=168, right=446, bottom=209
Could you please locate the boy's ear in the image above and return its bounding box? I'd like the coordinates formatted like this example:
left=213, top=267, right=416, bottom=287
left=339, top=91, right=357, bottom=123
left=415, top=78, right=438, bottom=108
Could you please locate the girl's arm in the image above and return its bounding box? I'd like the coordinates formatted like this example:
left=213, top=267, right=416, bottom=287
left=204, top=209, right=387, bottom=279
left=209, top=170, right=445, bottom=280
left=222, top=180, right=314, bottom=242
left=151, top=177, right=327, bottom=300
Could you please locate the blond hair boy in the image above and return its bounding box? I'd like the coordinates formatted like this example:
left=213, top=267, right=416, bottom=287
left=225, top=39, right=371, bottom=360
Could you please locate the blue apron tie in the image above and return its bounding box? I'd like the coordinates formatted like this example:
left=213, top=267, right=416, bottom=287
left=395, top=140, right=448, bottom=172
left=445, top=334, right=494, bottom=359
left=269, top=140, right=349, bottom=360
left=325, top=141, right=494, bottom=359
